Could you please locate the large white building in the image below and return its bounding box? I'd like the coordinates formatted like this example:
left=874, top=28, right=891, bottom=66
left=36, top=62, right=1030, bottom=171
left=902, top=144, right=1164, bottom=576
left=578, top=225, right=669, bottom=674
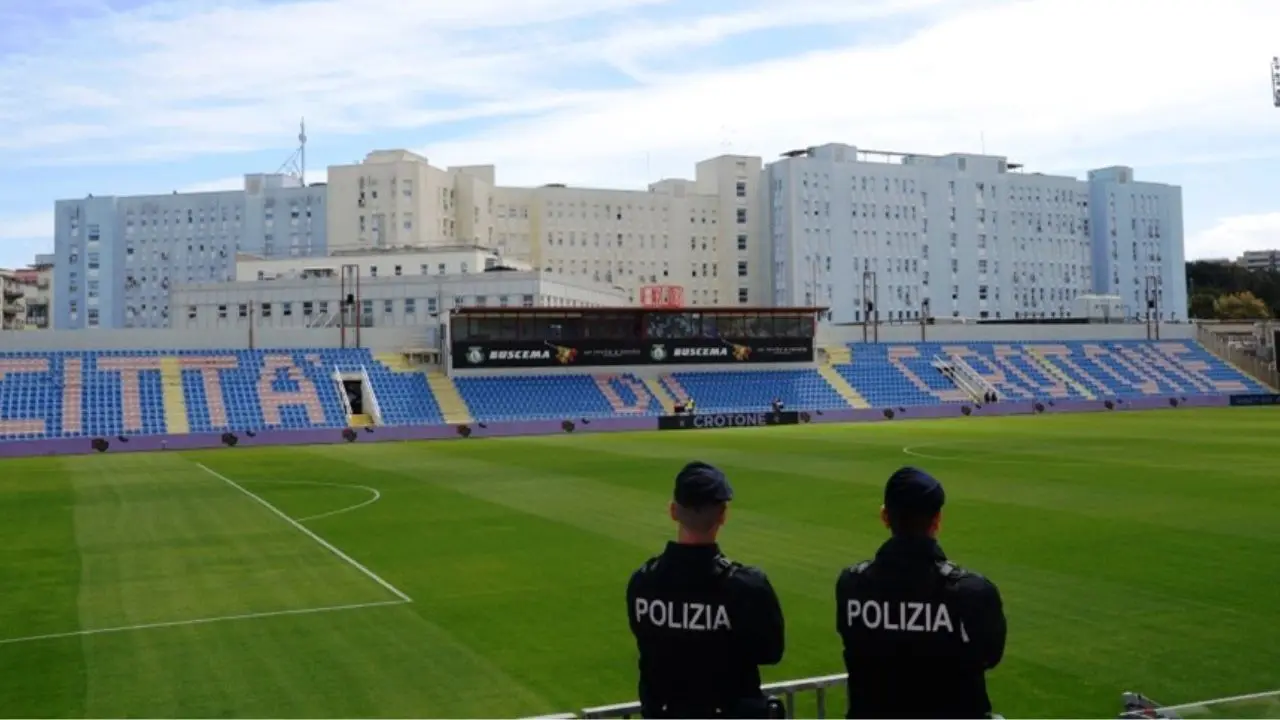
left=51, top=173, right=327, bottom=330
left=763, top=143, right=1185, bottom=324
left=171, top=270, right=627, bottom=332
left=235, top=246, right=530, bottom=283
left=325, top=151, right=766, bottom=308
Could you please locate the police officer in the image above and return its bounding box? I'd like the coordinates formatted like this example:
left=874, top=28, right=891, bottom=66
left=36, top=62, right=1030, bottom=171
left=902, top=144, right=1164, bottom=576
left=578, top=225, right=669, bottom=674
left=835, top=467, right=1006, bottom=719
left=627, top=461, right=785, bottom=718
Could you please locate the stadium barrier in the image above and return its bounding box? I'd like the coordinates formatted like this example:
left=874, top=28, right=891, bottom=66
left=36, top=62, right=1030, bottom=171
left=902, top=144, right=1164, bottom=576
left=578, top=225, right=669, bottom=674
left=0, top=395, right=1239, bottom=459
left=574, top=672, right=848, bottom=719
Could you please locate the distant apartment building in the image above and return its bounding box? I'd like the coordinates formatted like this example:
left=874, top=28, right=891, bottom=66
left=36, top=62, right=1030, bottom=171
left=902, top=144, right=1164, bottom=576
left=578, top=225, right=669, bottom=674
left=52, top=173, right=327, bottom=329
left=2, top=258, right=54, bottom=329
left=1240, top=250, right=1280, bottom=272
left=0, top=270, right=24, bottom=330
left=325, top=151, right=765, bottom=308
left=763, top=143, right=1186, bottom=323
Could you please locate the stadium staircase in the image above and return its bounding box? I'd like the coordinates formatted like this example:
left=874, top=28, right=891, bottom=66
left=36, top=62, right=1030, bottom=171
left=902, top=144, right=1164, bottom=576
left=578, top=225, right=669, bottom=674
left=660, top=375, right=690, bottom=405
left=594, top=375, right=654, bottom=414
left=817, top=346, right=870, bottom=409
left=1024, top=347, right=1094, bottom=399
left=426, top=371, right=474, bottom=424
left=159, top=356, right=190, bottom=434
left=642, top=377, right=678, bottom=414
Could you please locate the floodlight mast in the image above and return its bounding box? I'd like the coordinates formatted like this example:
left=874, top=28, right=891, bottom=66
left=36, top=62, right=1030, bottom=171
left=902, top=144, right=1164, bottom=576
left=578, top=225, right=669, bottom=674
left=1270, top=57, right=1280, bottom=107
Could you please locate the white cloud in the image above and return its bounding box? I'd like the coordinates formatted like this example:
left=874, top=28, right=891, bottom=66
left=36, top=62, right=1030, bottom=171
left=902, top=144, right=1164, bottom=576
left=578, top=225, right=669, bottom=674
left=7, top=0, right=1280, bottom=272
left=421, top=0, right=1280, bottom=188
left=1187, top=213, right=1280, bottom=261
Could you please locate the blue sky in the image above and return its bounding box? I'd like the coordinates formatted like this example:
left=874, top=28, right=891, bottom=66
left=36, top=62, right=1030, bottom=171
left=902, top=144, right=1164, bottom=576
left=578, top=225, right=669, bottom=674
left=3, top=0, right=1280, bottom=268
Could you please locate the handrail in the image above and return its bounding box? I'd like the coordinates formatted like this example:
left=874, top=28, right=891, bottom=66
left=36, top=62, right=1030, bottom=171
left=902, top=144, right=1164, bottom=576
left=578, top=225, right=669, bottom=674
left=360, top=365, right=383, bottom=425
left=949, top=354, right=997, bottom=397
left=932, top=354, right=984, bottom=402
left=333, top=367, right=353, bottom=417
left=577, top=672, right=848, bottom=719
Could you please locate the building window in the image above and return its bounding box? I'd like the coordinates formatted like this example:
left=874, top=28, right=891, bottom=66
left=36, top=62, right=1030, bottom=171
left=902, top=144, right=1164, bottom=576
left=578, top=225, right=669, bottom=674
left=302, top=301, right=313, bottom=316
left=283, top=302, right=293, bottom=316
left=522, top=294, right=535, bottom=307
left=736, top=209, right=747, bottom=224
left=318, top=301, right=329, bottom=315
left=394, top=265, right=402, bottom=276
left=238, top=304, right=248, bottom=318
left=427, top=297, right=438, bottom=314
left=735, top=182, right=746, bottom=198
left=383, top=299, right=393, bottom=314
left=261, top=303, right=272, bottom=318
left=499, top=295, right=510, bottom=307
left=370, top=266, right=378, bottom=277
left=737, top=261, right=748, bottom=277
left=475, top=295, right=487, bottom=307
left=87, top=309, right=99, bottom=326
left=187, top=305, right=197, bottom=320
left=737, top=234, right=748, bottom=251
left=217, top=304, right=227, bottom=319
left=405, top=298, right=416, bottom=314
left=738, top=288, right=749, bottom=303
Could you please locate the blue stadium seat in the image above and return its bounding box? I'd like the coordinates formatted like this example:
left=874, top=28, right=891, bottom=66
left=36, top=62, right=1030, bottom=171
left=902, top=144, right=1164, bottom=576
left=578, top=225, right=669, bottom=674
left=454, top=373, right=661, bottom=422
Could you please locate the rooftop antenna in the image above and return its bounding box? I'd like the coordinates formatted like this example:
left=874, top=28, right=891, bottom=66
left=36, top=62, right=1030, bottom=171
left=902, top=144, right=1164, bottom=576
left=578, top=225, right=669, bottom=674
left=275, top=117, right=308, bottom=184
left=1270, top=57, right=1280, bottom=107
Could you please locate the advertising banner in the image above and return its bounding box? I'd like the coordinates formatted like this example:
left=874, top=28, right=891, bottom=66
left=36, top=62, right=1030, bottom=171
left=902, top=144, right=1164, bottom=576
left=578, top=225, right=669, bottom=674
left=658, top=411, right=800, bottom=431
left=645, top=337, right=813, bottom=365
left=452, top=340, right=645, bottom=369
left=1228, top=393, right=1280, bottom=406
left=453, top=337, right=814, bottom=369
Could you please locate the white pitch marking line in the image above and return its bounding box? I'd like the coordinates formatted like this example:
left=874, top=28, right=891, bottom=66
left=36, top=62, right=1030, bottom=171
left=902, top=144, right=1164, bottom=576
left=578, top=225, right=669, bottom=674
left=1158, top=689, right=1280, bottom=713
left=196, top=463, right=413, bottom=603
left=239, top=478, right=382, bottom=523
left=0, top=599, right=407, bottom=646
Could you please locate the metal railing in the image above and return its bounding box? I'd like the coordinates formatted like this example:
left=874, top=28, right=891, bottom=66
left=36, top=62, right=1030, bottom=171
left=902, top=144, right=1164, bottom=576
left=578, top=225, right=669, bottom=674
left=571, top=672, right=848, bottom=719
left=932, top=355, right=985, bottom=402
left=1197, top=326, right=1280, bottom=391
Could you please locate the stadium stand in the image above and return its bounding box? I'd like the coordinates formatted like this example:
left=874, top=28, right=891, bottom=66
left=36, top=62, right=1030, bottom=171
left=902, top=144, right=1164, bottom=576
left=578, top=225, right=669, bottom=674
left=454, top=373, right=661, bottom=422
left=663, top=369, right=850, bottom=413
left=0, top=341, right=1270, bottom=441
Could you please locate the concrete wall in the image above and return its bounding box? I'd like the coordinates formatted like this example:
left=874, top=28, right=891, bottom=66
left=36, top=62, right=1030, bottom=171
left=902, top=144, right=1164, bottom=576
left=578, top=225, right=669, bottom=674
left=817, top=321, right=1195, bottom=345
left=0, top=320, right=1197, bottom=354
left=0, top=325, right=432, bottom=352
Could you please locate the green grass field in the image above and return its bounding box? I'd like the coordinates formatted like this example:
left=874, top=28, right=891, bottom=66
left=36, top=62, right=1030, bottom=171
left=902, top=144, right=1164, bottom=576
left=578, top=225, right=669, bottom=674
left=1, top=408, right=1278, bottom=719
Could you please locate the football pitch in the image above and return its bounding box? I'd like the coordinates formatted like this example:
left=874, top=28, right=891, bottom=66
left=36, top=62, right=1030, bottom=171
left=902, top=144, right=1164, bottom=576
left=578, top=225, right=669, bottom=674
left=1, top=408, right=1278, bottom=719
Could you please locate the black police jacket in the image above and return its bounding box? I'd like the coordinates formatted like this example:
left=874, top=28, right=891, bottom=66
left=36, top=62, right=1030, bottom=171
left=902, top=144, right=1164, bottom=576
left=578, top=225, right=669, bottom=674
left=835, top=536, right=1006, bottom=719
left=627, top=542, right=785, bottom=718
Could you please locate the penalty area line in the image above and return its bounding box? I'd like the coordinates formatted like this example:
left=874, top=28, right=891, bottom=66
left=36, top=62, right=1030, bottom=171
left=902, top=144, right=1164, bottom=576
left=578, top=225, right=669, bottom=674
left=0, top=599, right=408, bottom=646
left=195, top=462, right=413, bottom=603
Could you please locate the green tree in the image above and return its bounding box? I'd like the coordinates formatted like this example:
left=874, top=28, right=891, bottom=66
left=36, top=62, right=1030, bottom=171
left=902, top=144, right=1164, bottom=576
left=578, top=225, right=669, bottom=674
left=1214, top=291, right=1272, bottom=320
left=1189, top=293, right=1217, bottom=319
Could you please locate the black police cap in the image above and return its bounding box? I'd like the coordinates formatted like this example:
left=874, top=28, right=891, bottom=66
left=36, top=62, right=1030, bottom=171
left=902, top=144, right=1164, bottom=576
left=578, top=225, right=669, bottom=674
left=674, top=461, right=734, bottom=507
left=884, top=466, right=945, bottom=516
